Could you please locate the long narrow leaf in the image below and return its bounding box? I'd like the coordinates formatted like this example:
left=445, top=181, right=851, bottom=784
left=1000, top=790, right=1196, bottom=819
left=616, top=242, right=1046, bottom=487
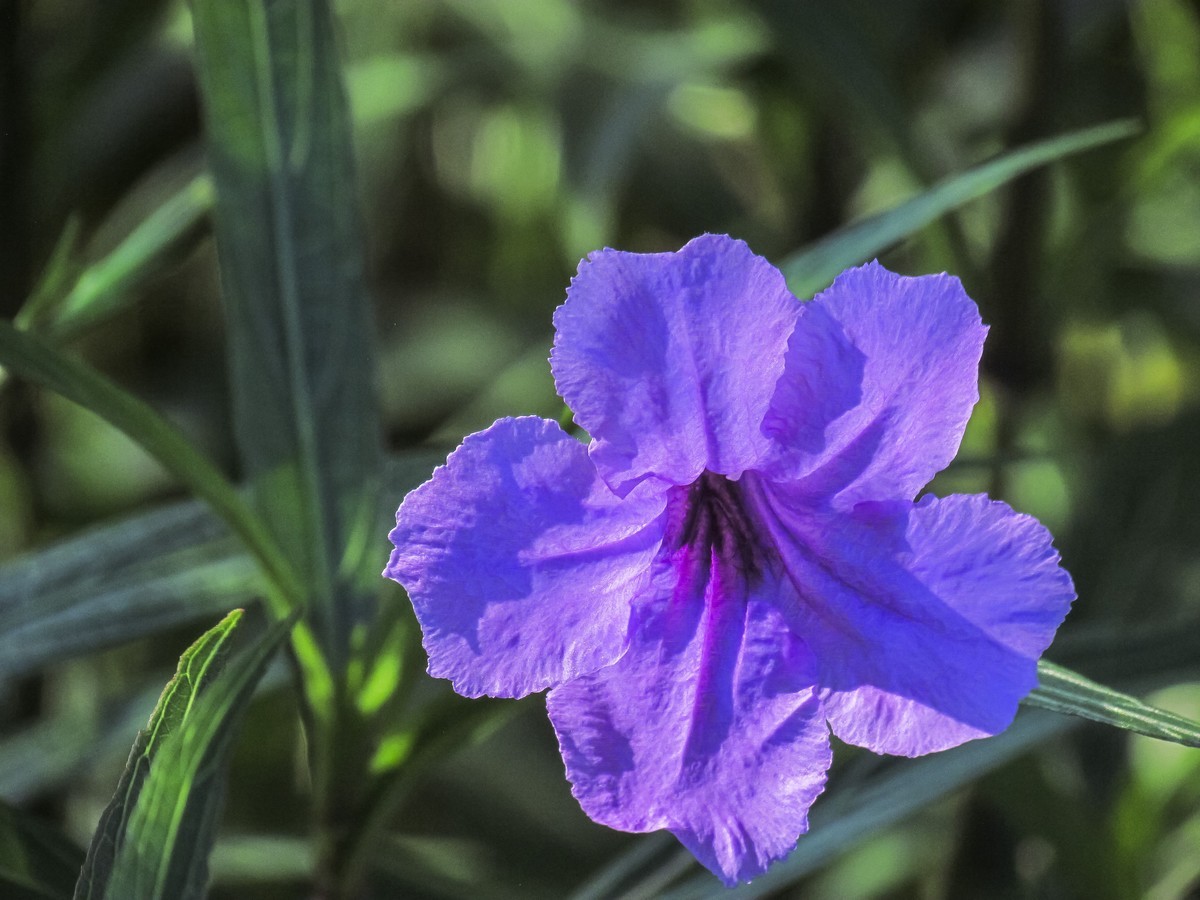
left=73, top=611, right=241, bottom=900
left=74, top=610, right=290, bottom=900
left=1028, top=659, right=1200, bottom=748
left=46, top=174, right=213, bottom=342
left=0, top=321, right=301, bottom=614
left=189, top=0, right=383, bottom=666
left=779, top=119, right=1140, bottom=298
left=0, top=450, right=442, bottom=681
left=15, top=216, right=83, bottom=335
left=208, top=834, right=313, bottom=887
left=0, top=534, right=259, bottom=680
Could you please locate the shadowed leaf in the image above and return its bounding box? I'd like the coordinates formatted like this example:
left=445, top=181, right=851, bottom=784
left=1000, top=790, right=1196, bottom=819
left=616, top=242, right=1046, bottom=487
left=0, top=320, right=300, bottom=615
left=0, top=801, right=84, bottom=900
left=0, top=450, right=443, bottom=681
left=779, top=119, right=1140, bottom=298
left=189, top=0, right=383, bottom=668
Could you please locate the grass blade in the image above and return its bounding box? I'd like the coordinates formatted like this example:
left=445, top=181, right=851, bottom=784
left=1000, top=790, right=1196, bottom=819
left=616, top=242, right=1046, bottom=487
left=779, top=119, right=1140, bottom=298
left=189, top=0, right=383, bottom=666
left=73, top=610, right=290, bottom=900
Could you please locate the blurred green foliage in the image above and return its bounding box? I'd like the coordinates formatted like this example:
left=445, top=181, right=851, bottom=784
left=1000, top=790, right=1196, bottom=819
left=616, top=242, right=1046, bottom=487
left=2, top=0, right=1200, bottom=898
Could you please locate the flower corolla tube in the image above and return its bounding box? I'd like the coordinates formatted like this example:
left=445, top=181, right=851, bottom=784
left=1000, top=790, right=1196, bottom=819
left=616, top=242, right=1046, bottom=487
left=385, top=234, right=1075, bottom=884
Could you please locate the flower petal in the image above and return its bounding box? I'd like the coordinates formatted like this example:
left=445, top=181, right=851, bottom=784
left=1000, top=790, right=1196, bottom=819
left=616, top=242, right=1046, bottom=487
left=749, top=482, right=1075, bottom=754
left=546, top=561, right=830, bottom=885
left=764, top=262, right=986, bottom=506
left=551, top=234, right=801, bottom=494
left=385, top=416, right=668, bottom=699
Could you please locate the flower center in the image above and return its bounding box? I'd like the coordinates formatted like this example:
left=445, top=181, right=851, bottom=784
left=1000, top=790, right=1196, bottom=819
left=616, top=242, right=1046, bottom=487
left=671, top=470, right=765, bottom=581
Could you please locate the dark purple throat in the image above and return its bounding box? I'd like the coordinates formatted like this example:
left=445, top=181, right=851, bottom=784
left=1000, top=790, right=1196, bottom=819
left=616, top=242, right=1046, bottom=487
left=671, top=471, right=766, bottom=582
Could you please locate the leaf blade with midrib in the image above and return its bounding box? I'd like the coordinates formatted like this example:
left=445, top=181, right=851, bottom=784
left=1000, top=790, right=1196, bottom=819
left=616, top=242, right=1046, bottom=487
left=73, top=610, right=290, bottom=900
left=188, top=0, right=384, bottom=668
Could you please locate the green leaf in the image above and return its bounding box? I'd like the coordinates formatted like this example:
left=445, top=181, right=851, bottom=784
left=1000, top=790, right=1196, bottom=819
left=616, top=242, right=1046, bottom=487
left=189, top=0, right=383, bottom=667
left=778, top=119, right=1140, bottom=299
left=0, top=801, right=85, bottom=900
left=74, top=610, right=290, bottom=900
left=45, top=175, right=213, bottom=342
left=0, top=449, right=443, bottom=681
left=1027, top=659, right=1200, bottom=748
left=15, top=216, right=84, bottom=334
left=0, top=320, right=301, bottom=616
left=346, top=698, right=519, bottom=891
left=0, top=504, right=260, bottom=679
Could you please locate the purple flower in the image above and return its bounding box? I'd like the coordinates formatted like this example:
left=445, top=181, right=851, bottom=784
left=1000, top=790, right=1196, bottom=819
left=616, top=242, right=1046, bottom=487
left=384, top=234, right=1075, bottom=884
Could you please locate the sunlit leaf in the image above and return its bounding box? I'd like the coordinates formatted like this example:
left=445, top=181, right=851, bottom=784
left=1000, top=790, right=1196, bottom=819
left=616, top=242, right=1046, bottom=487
left=74, top=610, right=290, bottom=900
